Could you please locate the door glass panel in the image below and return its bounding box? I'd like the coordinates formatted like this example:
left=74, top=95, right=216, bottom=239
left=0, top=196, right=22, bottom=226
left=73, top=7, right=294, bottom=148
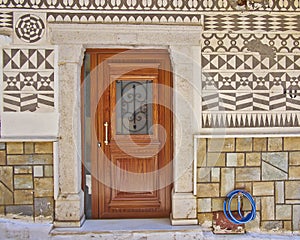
left=116, top=80, right=153, bottom=135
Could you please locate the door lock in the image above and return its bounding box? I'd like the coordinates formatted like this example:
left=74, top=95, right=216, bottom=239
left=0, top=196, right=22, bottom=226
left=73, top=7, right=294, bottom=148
left=97, top=142, right=101, bottom=148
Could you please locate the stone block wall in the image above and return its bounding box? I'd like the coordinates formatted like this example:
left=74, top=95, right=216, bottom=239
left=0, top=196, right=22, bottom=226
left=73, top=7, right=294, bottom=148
left=0, top=142, right=54, bottom=221
left=197, top=137, right=300, bottom=233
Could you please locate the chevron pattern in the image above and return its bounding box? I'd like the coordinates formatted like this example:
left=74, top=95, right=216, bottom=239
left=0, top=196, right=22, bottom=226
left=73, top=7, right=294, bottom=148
left=202, top=112, right=300, bottom=128
left=3, top=48, right=55, bottom=112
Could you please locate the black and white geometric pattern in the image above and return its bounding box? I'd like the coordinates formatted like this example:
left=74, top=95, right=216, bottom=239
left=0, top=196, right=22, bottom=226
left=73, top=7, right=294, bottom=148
left=204, top=14, right=300, bottom=32
left=2, top=48, right=55, bottom=112
left=0, top=12, right=13, bottom=28
left=15, top=14, right=45, bottom=43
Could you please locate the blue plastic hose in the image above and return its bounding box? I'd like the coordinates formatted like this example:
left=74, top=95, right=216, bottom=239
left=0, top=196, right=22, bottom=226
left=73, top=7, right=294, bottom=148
left=223, top=189, right=256, bottom=224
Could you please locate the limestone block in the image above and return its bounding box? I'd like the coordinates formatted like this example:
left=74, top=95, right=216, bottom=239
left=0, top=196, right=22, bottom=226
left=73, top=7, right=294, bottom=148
left=24, top=143, right=34, bottom=154
left=14, top=166, right=32, bottom=174
left=253, top=182, right=274, bottom=196
left=284, top=221, right=292, bottom=231
left=6, top=205, right=33, bottom=217
left=34, top=178, right=54, bottom=197
left=0, top=206, right=4, bottom=215
left=172, top=193, right=196, bottom=219
left=289, top=166, right=300, bottom=179
left=253, top=138, right=267, bottom=151
left=212, top=198, right=223, bottom=211
left=207, top=153, right=225, bottom=167
left=293, top=205, right=300, bottom=231
left=284, top=137, right=300, bottom=151
left=285, top=181, right=300, bottom=199
left=197, top=213, right=213, bottom=227
left=197, top=198, right=211, bottom=213
left=276, top=205, right=291, bottom=220
left=261, top=221, right=282, bottom=231
left=211, top=168, right=220, bottom=182
left=14, top=175, right=33, bottom=189
left=236, top=138, right=252, bottom=152
left=14, top=190, right=33, bottom=204
left=7, top=142, right=23, bottom=154
left=197, top=168, right=210, bottom=182
left=34, top=197, right=54, bottom=219
left=0, top=151, right=6, bottom=165
left=7, top=154, right=53, bottom=165
left=226, top=153, right=244, bottom=166
left=268, top=138, right=282, bottom=151
left=35, top=143, right=53, bottom=154
left=0, top=182, right=13, bottom=204
left=236, top=168, right=260, bottom=182
left=275, top=181, right=284, bottom=204
left=246, top=153, right=261, bottom=166
left=221, top=168, right=234, bottom=197
left=34, top=166, right=44, bottom=177
left=289, top=152, right=300, bottom=165
left=207, top=138, right=234, bottom=152
left=262, top=162, right=287, bottom=181
left=197, top=183, right=219, bottom=197
left=261, top=197, right=275, bottom=220
left=44, top=166, right=53, bottom=177
left=262, top=152, right=288, bottom=172
left=197, top=138, right=206, bottom=167
left=245, top=212, right=260, bottom=232
left=0, top=166, right=13, bottom=190
left=0, top=143, right=6, bottom=150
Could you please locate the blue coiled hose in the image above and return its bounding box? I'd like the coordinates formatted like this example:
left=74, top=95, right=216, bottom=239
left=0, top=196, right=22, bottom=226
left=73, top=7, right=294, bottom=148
left=223, top=189, right=256, bottom=224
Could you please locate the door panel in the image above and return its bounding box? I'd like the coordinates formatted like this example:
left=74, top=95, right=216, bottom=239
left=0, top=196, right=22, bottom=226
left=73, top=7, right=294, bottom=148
left=83, top=49, right=172, bottom=219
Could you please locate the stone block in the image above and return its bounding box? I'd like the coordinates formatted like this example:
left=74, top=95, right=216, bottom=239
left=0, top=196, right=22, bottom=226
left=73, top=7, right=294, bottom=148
left=34, top=197, right=54, bottom=218
left=34, top=178, right=54, bottom=197
left=14, top=166, right=32, bottom=174
left=0, top=206, right=4, bottom=215
left=35, top=142, right=53, bottom=154
left=246, top=153, right=261, bottom=166
left=226, top=153, right=244, bottom=166
left=284, top=137, right=300, bottom=151
left=7, top=142, right=24, bottom=154
left=236, top=138, right=252, bottom=152
left=235, top=182, right=252, bottom=193
left=253, top=182, right=274, bottom=196
left=285, top=181, right=300, bottom=199
left=293, top=205, right=300, bottom=231
left=0, top=143, right=5, bottom=150
left=221, top=168, right=234, bottom=197
left=6, top=205, right=33, bottom=217
left=268, top=138, right=282, bottom=151
left=0, top=166, right=13, bottom=190
left=289, top=166, right=300, bottom=179
left=0, top=182, right=13, bottom=204
left=289, top=152, right=300, bottom=165
left=7, top=154, right=53, bottom=165
left=197, top=183, right=219, bottom=197
left=44, top=166, right=53, bottom=177
left=172, top=193, right=196, bottom=219
left=34, top=166, right=44, bottom=177
left=261, top=221, right=282, bottom=231
left=261, top=197, right=275, bottom=220
left=212, top=198, right=223, bottom=211
left=197, top=213, right=213, bottom=227
left=0, top=151, right=6, bottom=165
left=236, top=168, right=260, bottom=182
left=275, top=181, right=284, bottom=204
left=276, top=205, right=291, bottom=220
left=24, top=143, right=34, bottom=154
left=284, top=221, right=292, bottom=231
left=14, top=175, right=33, bottom=189
left=197, top=168, right=210, bottom=182
left=197, top=138, right=206, bottom=167
left=211, top=168, right=220, bottom=182
left=14, top=190, right=33, bottom=204
left=207, top=138, right=234, bottom=152
left=262, top=162, right=287, bottom=181
left=262, top=152, right=288, bottom=171
left=245, top=211, right=260, bottom=232
left=197, top=198, right=211, bottom=213
left=253, top=138, right=267, bottom=151
left=207, top=153, right=225, bottom=167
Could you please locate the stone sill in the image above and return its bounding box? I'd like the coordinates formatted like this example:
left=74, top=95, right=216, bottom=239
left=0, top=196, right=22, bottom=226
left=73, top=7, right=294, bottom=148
left=0, top=137, right=59, bottom=142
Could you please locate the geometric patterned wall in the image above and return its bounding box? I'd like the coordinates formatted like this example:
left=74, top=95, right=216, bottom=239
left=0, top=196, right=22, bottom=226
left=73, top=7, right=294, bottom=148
left=201, top=14, right=300, bottom=128
left=3, top=48, right=55, bottom=112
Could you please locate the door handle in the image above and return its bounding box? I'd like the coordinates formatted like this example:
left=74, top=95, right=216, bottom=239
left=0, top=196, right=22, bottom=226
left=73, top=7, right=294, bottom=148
left=104, top=122, right=109, bottom=145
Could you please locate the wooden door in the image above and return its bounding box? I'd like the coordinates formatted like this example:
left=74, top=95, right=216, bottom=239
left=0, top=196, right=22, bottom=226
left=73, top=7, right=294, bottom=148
left=86, top=49, right=172, bottom=219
